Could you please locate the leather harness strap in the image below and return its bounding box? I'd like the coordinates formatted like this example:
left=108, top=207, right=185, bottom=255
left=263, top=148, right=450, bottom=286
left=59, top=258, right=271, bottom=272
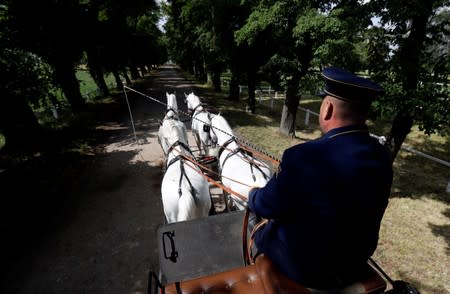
left=191, top=103, right=205, bottom=115
left=218, top=139, right=271, bottom=183
left=166, top=142, right=197, bottom=199
left=180, top=155, right=248, bottom=202
left=174, top=149, right=254, bottom=191
left=167, top=141, right=192, bottom=157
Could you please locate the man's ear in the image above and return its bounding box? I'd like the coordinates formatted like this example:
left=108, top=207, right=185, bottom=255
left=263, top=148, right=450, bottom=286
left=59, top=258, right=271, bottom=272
left=323, top=99, right=333, bottom=121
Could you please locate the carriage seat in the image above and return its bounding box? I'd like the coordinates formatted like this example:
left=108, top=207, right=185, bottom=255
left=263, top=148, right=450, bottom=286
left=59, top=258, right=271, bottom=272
left=163, top=254, right=387, bottom=294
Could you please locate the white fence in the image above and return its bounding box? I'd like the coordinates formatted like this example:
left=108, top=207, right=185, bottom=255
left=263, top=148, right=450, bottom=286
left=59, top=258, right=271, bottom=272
left=297, top=105, right=450, bottom=192
left=297, top=106, right=450, bottom=169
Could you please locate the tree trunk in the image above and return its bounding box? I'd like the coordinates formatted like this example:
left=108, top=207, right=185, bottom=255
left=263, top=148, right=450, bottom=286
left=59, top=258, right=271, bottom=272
left=386, top=0, right=431, bottom=162
left=247, top=70, right=256, bottom=114
left=0, top=95, right=42, bottom=152
left=140, top=66, right=147, bottom=77
left=129, top=66, right=141, bottom=80
left=192, top=62, right=198, bottom=78
left=53, top=60, right=85, bottom=113
left=228, top=72, right=240, bottom=101
left=385, top=114, right=414, bottom=161
left=207, top=72, right=213, bottom=86
left=212, top=68, right=221, bottom=92
left=87, top=48, right=110, bottom=96
left=279, top=77, right=301, bottom=137
left=122, top=70, right=132, bottom=85
left=112, top=69, right=123, bottom=89
left=200, top=59, right=207, bottom=82
left=90, top=69, right=109, bottom=96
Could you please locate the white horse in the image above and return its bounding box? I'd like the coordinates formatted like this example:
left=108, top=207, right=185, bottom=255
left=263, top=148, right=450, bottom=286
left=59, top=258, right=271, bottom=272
left=184, top=92, right=214, bottom=156
left=208, top=114, right=272, bottom=210
left=159, top=118, right=212, bottom=223
left=159, top=92, right=188, bottom=155
left=164, top=92, right=180, bottom=119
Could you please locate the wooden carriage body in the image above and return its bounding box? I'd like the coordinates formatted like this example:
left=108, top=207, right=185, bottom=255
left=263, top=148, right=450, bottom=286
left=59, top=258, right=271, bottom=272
left=149, top=211, right=388, bottom=294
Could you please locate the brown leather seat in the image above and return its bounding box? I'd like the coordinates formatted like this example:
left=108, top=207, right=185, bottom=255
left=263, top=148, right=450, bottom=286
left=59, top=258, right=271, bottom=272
left=307, top=265, right=387, bottom=294
left=164, top=254, right=387, bottom=294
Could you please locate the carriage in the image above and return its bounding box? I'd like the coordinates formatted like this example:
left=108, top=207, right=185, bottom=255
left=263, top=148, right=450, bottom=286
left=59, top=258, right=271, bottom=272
left=149, top=92, right=419, bottom=294
left=148, top=208, right=420, bottom=294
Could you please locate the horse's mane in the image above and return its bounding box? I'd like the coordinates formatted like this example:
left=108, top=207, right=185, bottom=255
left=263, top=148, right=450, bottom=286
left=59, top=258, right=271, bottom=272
left=166, top=93, right=178, bottom=110
left=187, top=93, right=201, bottom=109
left=165, top=93, right=179, bottom=119
left=212, top=114, right=233, bottom=134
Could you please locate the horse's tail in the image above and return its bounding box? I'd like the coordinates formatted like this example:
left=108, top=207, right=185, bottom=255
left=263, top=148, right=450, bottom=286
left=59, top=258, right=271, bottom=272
left=177, top=173, right=211, bottom=221
left=177, top=184, right=199, bottom=222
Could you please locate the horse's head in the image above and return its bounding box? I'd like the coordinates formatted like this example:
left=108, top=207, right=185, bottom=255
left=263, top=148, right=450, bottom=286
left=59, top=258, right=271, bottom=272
left=184, top=92, right=201, bottom=115
left=159, top=119, right=188, bottom=155
left=165, top=92, right=179, bottom=119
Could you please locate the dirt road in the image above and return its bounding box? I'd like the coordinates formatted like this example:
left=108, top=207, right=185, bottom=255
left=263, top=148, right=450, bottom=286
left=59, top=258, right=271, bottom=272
left=1, top=65, right=205, bottom=294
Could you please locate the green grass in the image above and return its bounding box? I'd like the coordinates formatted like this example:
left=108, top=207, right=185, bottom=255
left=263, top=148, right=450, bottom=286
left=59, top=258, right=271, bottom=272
left=0, top=69, right=120, bottom=150
left=0, top=134, right=5, bottom=151
left=195, top=78, right=450, bottom=294
left=76, top=70, right=117, bottom=98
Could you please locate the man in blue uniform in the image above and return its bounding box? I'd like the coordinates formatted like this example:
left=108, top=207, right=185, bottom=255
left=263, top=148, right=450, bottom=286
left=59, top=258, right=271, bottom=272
left=248, top=67, right=393, bottom=290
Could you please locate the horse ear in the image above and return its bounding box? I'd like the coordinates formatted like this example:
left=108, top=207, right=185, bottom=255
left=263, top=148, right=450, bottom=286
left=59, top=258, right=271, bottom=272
left=184, top=92, right=188, bottom=98
left=166, top=92, right=170, bottom=98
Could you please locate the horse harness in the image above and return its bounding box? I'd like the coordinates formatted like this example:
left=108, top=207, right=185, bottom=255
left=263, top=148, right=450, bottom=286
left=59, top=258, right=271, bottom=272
left=191, top=107, right=214, bottom=148
left=217, top=138, right=271, bottom=183
left=165, top=107, right=179, bottom=116
left=190, top=103, right=206, bottom=115
left=166, top=141, right=198, bottom=202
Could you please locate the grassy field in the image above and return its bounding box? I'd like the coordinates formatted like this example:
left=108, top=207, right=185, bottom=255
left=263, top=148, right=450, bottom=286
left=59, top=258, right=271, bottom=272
left=196, top=81, right=450, bottom=293
left=76, top=70, right=117, bottom=99
left=0, top=70, right=118, bottom=150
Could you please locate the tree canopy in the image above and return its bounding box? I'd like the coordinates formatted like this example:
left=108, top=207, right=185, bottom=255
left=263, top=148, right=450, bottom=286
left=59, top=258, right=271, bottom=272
left=1, top=0, right=449, bottom=161
left=165, top=0, right=450, bottom=160
left=0, top=0, right=167, bottom=150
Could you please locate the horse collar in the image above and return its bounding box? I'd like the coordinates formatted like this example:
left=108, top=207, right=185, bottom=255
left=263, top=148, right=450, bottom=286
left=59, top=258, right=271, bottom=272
left=167, top=155, right=182, bottom=168
left=167, top=141, right=191, bottom=156
left=218, top=137, right=237, bottom=158
left=191, top=103, right=204, bottom=115
left=165, top=108, right=179, bottom=120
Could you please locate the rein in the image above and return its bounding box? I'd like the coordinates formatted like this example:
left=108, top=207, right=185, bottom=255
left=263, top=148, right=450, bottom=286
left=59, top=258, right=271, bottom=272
left=170, top=149, right=248, bottom=203
left=217, top=137, right=236, bottom=159
left=216, top=139, right=272, bottom=182
left=166, top=142, right=197, bottom=199
left=238, top=144, right=280, bottom=166
left=124, top=86, right=278, bottom=164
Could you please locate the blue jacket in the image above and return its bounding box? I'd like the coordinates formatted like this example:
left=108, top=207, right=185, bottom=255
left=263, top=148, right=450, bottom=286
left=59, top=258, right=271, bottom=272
left=248, top=124, right=392, bottom=289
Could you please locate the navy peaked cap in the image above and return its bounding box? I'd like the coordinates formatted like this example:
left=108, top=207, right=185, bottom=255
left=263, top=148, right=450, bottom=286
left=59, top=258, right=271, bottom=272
left=319, top=67, right=384, bottom=103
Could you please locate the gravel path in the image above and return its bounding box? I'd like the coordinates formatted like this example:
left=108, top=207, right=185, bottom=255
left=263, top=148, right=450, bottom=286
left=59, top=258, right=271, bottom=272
left=1, top=65, right=207, bottom=294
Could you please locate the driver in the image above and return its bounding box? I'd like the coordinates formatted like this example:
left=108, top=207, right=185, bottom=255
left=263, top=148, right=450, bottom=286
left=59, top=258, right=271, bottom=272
left=247, top=67, right=393, bottom=290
